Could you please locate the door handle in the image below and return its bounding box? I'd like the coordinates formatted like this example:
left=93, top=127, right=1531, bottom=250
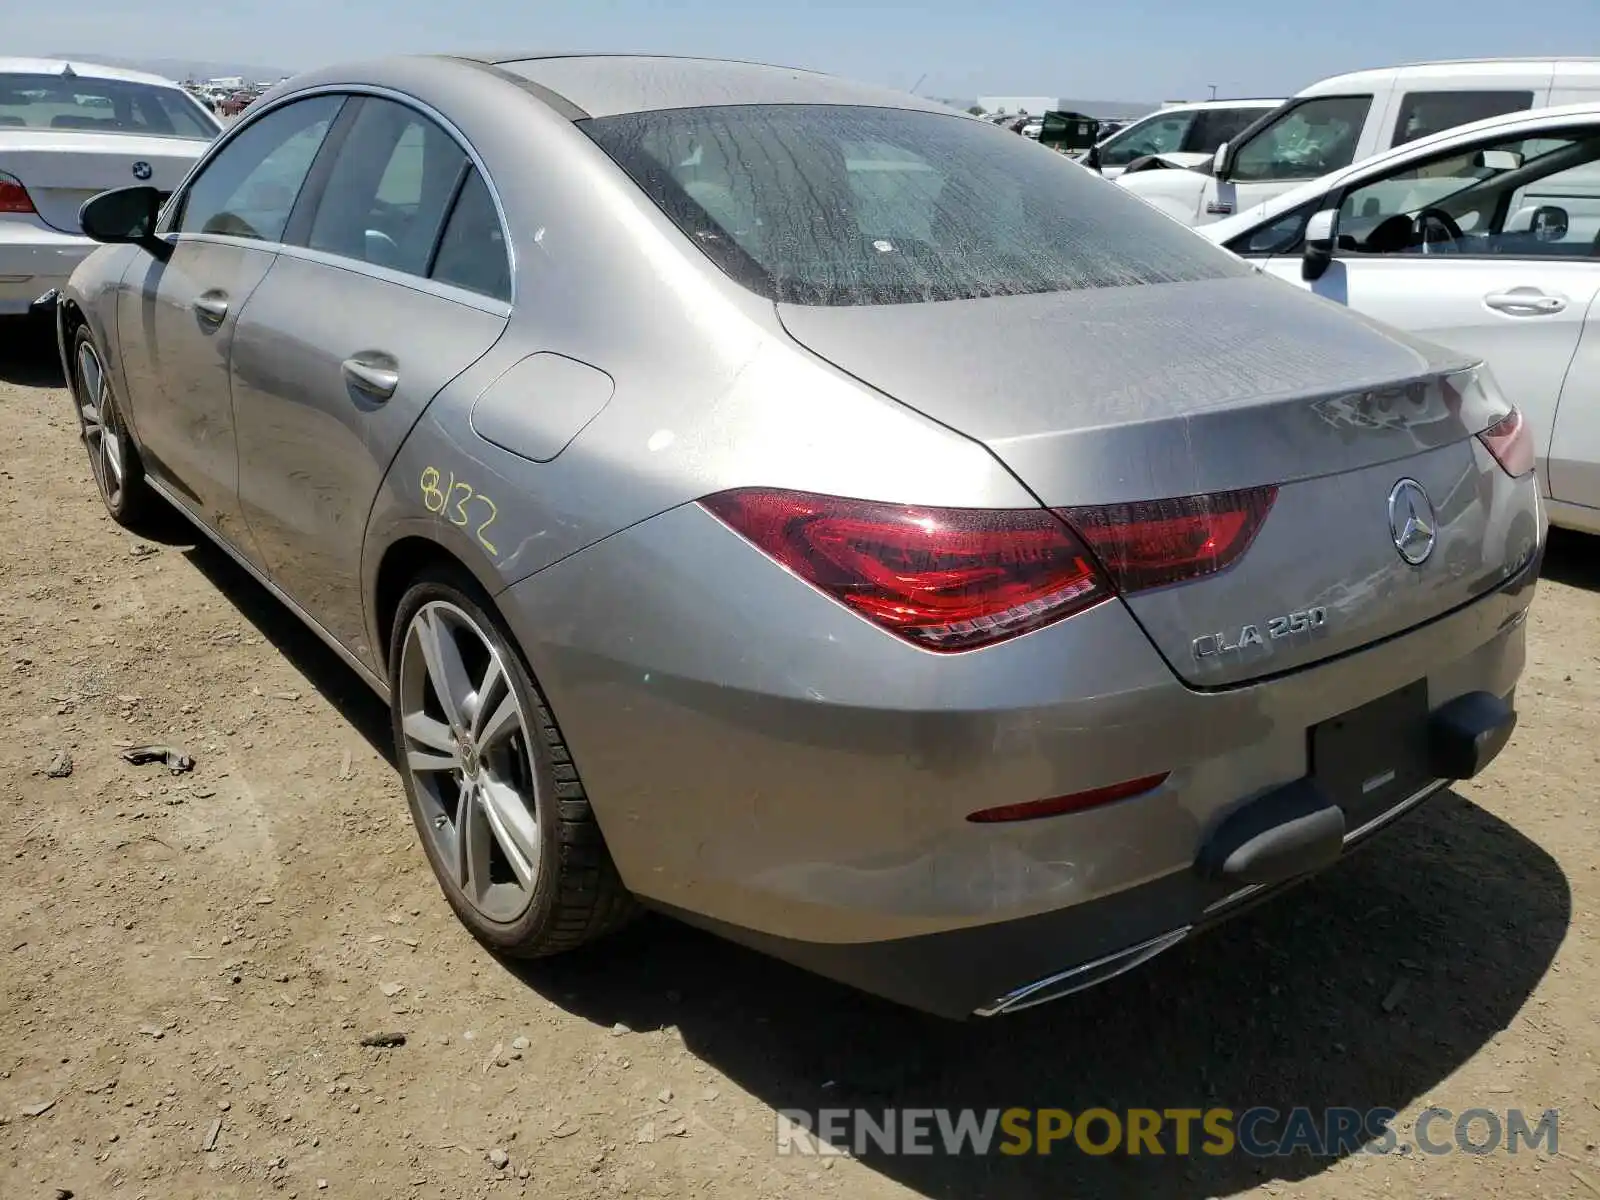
left=341, top=356, right=400, bottom=401
left=1484, top=289, right=1566, bottom=315
left=192, top=291, right=229, bottom=324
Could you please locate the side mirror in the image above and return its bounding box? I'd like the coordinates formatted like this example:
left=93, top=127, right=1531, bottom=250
left=79, top=186, right=170, bottom=259
left=1531, top=204, right=1569, bottom=243
left=1085, top=143, right=1103, bottom=172
left=1474, top=148, right=1523, bottom=171
left=1213, top=141, right=1232, bottom=180
left=1302, top=208, right=1338, bottom=281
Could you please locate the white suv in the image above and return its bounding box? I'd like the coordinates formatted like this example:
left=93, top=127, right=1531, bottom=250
left=1119, top=58, right=1600, bottom=226
left=1086, top=98, right=1281, bottom=179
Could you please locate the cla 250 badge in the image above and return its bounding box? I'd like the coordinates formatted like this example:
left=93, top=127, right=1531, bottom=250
left=1192, top=607, right=1329, bottom=659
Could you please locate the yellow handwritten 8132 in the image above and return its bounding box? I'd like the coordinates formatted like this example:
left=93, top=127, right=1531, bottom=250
left=420, top=466, right=499, bottom=556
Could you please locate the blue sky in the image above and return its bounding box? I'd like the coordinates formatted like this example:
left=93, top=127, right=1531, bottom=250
left=6, top=0, right=1599, bottom=102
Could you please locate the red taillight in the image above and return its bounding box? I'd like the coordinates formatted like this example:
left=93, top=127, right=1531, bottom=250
left=0, top=171, right=35, bottom=215
left=967, top=773, right=1170, bottom=823
left=1477, top=408, right=1535, bottom=479
left=700, top=488, right=1111, bottom=651
left=1058, top=486, right=1277, bottom=593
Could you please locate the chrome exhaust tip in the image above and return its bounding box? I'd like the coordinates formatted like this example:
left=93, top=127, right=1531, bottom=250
left=973, top=927, right=1191, bottom=1017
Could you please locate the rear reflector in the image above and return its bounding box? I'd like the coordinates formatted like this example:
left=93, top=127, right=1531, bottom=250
left=968, top=773, right=1170, bottom=823
left=1058, top=486, right=1278, bottom=593
left=1477, top=407, right=1535, bottom=479
left=700, top=488, right=1111, bottom=651
left=0, top=171, right=35, bottom=215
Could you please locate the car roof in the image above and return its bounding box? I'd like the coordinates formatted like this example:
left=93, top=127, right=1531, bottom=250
left=1146, top=98, right=1282, bottom=114
left=1206, top=100, right=1600, bottom=240
left=0, top=57, right=183, bottom=88
left=1299, top=57, right=1600, bottom=97
left=444, top=52, right=957, bottom=119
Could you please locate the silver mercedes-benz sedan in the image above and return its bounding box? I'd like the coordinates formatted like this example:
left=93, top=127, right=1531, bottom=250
left=57, top=52, right=1543, bottom=1019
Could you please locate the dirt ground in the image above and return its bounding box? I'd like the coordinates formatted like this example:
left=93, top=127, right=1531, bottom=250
left=2, top=327, right=1599, bottom=1200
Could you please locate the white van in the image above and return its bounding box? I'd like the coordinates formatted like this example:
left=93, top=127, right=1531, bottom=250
left=1117, top=58, right=1600, bottom=226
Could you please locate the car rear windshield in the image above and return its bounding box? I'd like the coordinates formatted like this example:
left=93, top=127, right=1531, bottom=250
left=0, top=73, right=216, bottom=139
left=582, top=103, right=1248, bottom=306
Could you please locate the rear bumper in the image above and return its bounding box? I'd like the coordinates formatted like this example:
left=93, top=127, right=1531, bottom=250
left=664, top=774, right=1459, bottom=1020
left=501, top=501, right=1540, bottom=1016
left=0, top=216, right=94, bottom=315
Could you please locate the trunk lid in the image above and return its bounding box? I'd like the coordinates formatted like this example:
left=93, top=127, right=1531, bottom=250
left=777, top=275, right=1528, bottom=687
left=2, top=130, right=207, bottom=234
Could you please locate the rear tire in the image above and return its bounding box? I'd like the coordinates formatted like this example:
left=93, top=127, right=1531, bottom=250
left=71, top=324, right=153, bottom=527
left=388, top=565, right=637, bottom=957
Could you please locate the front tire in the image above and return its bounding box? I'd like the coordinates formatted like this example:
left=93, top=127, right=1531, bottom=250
left=388, top=566, right=636, bottom=957
left=71, top=325, right=152, bottom=527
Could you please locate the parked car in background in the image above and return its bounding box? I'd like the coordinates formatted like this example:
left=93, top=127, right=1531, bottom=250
left=60, top=52, right=1539, bottom=1019
left=0, top=58, right=220, bottom=317
left=1084, top=97, right=1281, bottom=179
left=1120, top=58, right=1600, bottom=226
left=1202, top=101, right=1600, bottom=537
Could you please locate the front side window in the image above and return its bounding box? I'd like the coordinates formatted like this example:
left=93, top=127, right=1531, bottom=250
left=0, top=73, right=217, bottom=138
left=1391, top=90, right=1535, bottom=148
left=305, top=98, right=469, bottom=277
left=175, top=95, right=343, bottom=241
left=1229, top=95, right=1374, bottom=183
left=1335, top=128, right=1600, bottom=257
left=1225, top=199, right=1322, bottom=257
left=1096, top=112, right=1195, bottom=167
left=583, top=103, right=1249, bottom=307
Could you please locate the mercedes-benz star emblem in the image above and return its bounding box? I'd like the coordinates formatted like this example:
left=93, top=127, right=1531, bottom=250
left=131, top=161, right=152, bottom=181
left=1388, top=478, right=1436, bottom=566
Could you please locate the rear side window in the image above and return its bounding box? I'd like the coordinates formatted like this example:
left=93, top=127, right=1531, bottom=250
left=1186, top=107, right=1269, bottom=152
left=306, top=97, right=469, bottom=277
left=1392, top=91, right=1535, bottom=148
left=429, top=168, right=511, bottom=301
left=175, top=95, right=342, bottom=241
left=0, top=73, right=216, bottom=138
left=583, top=103, right=1249, bottom=306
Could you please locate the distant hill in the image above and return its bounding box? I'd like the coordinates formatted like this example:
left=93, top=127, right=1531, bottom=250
left=48, top=54, right=293, bottom=83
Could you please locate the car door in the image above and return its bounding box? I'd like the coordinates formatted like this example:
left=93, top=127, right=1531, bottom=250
left=116, top=94, right=344, bottom=553
left=1213, top=93, right=1379, bottom=219
left=1249, top=124, right=1600, bottom=492
left=1548, top=297, right=1600, bottom=516
left=229, top=95, right=510, bottom=663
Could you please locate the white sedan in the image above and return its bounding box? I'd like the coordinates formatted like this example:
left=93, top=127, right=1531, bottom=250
left=1, top=58, right=220, bottom=317
left=1200, top=102, right=1600, bottom=537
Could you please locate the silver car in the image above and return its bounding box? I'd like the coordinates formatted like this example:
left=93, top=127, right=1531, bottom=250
left=58, top=53, right=1543, bottom=1019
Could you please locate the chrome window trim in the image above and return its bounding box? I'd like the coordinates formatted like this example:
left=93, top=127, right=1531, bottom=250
left=156, top=83, right=516, bottom=304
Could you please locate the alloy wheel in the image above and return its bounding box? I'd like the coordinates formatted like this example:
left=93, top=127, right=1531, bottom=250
left=76, top=341, right=126, bottom=510
left=398, top=601, right=542, bottom=923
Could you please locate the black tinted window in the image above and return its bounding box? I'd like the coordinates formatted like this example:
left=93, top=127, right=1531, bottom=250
left=430, top=168, right=511, bottom=301
left=584, top=104, right=1248, bottom=306
left=1187, top=107, right=1268, bottom=152
left=176, top=95, right=342, bottom=240
left=307, top=98, right=468, bottom=276
left=1392, top=91, right=1535, bottom=148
